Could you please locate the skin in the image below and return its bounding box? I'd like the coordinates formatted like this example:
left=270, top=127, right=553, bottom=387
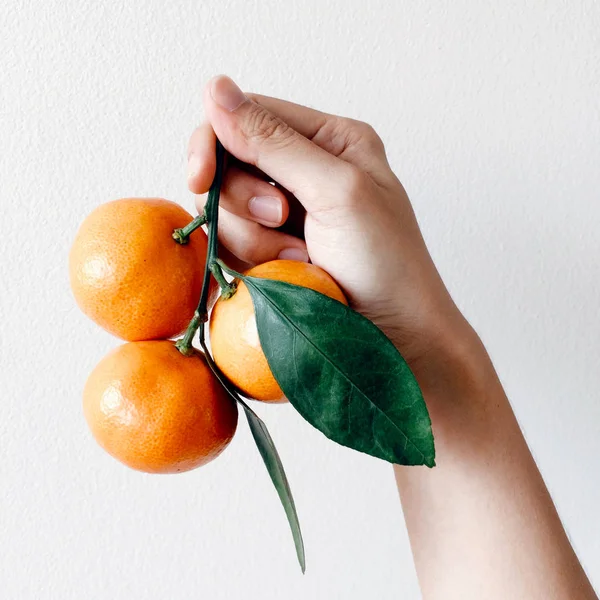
left=187, top=75, right=597, bottom=599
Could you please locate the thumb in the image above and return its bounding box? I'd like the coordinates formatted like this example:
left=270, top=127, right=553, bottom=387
left=203, top=75, right=349, bottom=213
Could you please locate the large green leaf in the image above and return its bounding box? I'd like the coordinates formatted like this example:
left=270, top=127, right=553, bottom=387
left=244, top=278, right=435, bottom=467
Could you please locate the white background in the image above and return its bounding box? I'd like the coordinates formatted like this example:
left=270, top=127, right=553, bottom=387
left=1, top=1, right=599, bottom=598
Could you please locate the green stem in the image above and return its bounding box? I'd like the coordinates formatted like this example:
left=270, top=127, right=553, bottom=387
left=175, top=312, right=204, bottom=356
left=172, top=213, right=207, bottom=244
left=215, top=258, right=245, bottom=280
left=176, top=139, right=226, bottom=355
left=210, top=262, right=237, bottom=299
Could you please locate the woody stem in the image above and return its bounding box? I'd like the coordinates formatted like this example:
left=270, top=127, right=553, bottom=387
left=176, top=139, right=227, bottom=356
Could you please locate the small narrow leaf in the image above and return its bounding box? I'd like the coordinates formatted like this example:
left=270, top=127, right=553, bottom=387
left=245, top=278, right=435, bottom=467
left=239, top=400, right=306, bottom=573
left=199, top=342, right=306, bottom=572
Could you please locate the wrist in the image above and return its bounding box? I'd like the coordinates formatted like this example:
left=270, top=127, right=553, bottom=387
left=401, top=312, right=510, bottom=445
left=392, top=308, right=494, bottom=402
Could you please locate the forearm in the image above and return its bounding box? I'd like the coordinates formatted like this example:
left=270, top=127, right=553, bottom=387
left=395, top=323, right=597, bottom=600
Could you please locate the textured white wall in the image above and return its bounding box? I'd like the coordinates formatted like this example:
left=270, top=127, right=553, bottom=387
left=1, top=1, right=599, bottom=598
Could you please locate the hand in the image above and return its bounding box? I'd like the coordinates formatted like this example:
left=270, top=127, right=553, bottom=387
left=188, top=77, right=597, bottom=599
left=187, top=75, right=475, bottom=378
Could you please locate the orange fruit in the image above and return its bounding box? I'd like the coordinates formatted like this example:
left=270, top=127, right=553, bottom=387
left=209, top=259, right=347, bottom=403
left=83, top=340, right=237, bottom=474
left=69, top=198, right=207, bottom=341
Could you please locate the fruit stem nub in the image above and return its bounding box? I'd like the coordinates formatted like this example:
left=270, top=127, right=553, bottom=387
left=172, top=213, right=207, bottom=244
left=175, top=312, right=204, bottom=355
left=210, top=262, right=237, bottom=300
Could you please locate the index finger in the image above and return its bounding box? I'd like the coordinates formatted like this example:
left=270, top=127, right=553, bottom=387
left=187, top=121, right=217, bottom=194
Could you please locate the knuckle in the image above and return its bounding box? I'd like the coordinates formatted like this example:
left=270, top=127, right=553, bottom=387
left=244, top=104, right=294, bottom=146
left=330, top=118, right=386, bottom=157
left=352, top=120, right=385, bottom=151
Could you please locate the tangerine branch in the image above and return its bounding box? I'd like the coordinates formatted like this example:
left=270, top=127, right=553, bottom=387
left=176, top=139, right=226, bottom=355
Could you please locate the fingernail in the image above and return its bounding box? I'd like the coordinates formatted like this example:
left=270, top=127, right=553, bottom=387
left=210, top=75, right=247, bottom=112
left=248, top=196, right=282, bottom=225
left=187, top=153, right=202, bottom=180
left=278, top=248, right=310, bottom=262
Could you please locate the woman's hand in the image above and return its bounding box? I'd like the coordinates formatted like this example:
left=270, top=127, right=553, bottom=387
left=187, top=75, right=473, bottom=376
left=188, top=76, right=597, bottom=599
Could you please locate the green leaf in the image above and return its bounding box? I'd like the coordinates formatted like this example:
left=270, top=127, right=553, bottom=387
left=240, top=400, right=306, bottom=573
left=244, top=278, right=435, bottom=467
left=198, top=340, right=306, bottom=573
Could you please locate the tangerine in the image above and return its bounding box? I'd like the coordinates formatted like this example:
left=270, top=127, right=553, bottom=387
left=83, top=340, right=237, bottom=473
left=209, top=260, right=347, bottom=403
left=69, top=198, right=207, bottom=341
